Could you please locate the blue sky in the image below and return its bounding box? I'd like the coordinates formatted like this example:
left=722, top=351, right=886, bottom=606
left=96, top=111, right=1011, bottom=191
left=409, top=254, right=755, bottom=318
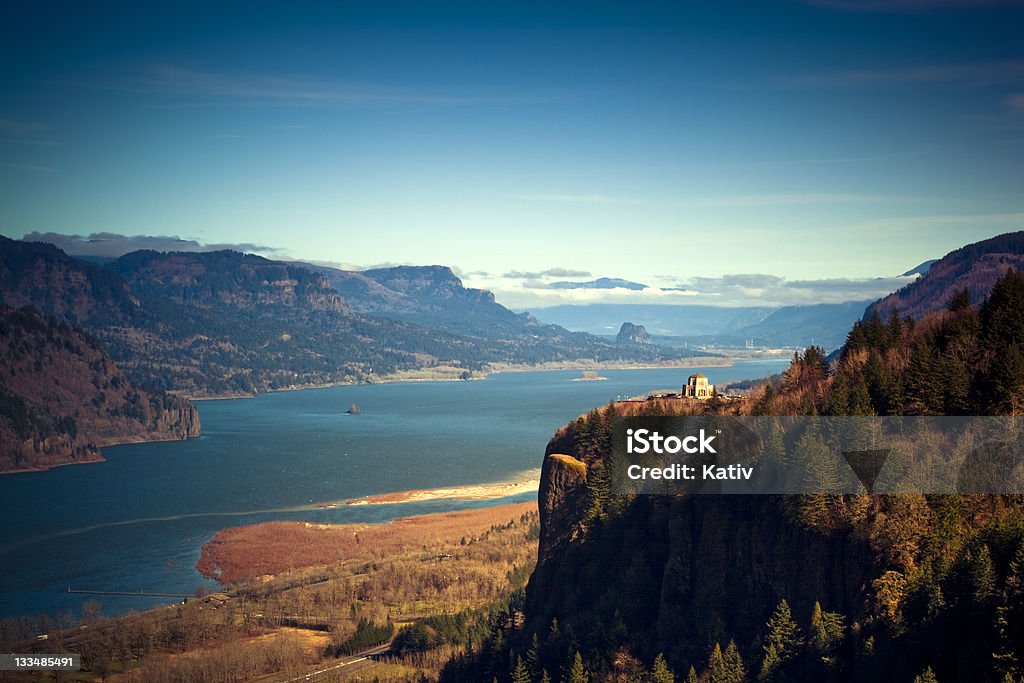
left=2, top=1, right=1023, bottom=308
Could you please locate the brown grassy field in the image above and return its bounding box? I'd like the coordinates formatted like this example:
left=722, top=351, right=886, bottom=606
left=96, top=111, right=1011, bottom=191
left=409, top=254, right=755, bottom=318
left=198, top=502, right=536, bottom=584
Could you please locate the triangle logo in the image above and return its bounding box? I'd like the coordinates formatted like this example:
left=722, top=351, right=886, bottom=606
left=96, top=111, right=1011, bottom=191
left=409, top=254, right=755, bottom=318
left=842, top=449, right=890, bottom=493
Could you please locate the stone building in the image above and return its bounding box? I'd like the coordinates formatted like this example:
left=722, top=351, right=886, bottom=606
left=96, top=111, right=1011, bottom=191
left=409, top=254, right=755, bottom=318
left=683, top=373, right=714, bottom=399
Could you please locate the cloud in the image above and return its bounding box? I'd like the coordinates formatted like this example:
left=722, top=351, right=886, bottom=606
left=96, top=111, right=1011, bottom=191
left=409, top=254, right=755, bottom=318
left=491, top=271, right=918, bottom=310
left=787, top=60, right=1024, bottom=88
left=85, top=65, right=554, bottom=108
left=0, top=118, right=48, bottom=136
left=502, top=267, right=592, bottom=279
left=21, top=232, right=288, bottom=259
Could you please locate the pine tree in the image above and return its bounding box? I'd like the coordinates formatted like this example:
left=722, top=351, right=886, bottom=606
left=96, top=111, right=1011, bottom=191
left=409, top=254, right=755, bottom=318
left=849, top=377, right=875, bottom=416
left=808, top=601, right=845, bottom=664
left=540, top=670, right=551, bottom=683
left=823, top=372, right=850, bottom=416
left=723, top=640, right=746, bottom=683
left=971, top=545, right=997, bottom=604
left=512, top=656, right=531, bottom=683
left=758, top=644, right=781, bottom=682
left=526, top=633, right=541, bottom=680
left=990, top=343, right=1024, bottom=414
left=686, top=665, right=700, bottom=683
left=651, top=653, right=675, bottom=683
left=567, top=651, right=589, bottom=683
left=709, top=643, right=727, bottom=683
left=913, top=666, right=938, bottom=683
left=905, top=341, right=943, bottom=414
left=759, top=599, right=802, bottom=681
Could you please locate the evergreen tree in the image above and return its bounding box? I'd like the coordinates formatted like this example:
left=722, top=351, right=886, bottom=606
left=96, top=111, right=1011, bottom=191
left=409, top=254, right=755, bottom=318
left=526, top=633, right=541, bottom=680
left=758, top=644, right=781, bottom=682
left=844, top=321, right=868, bottom=357
left=981, top=269, right=1024, bottom=353
left=990, top=343, right=1024, bottom=414
left=512, top=656, right=531, bottom=683
left=808, top=601, right=845, bottom=664
left=947, top=288, right=972, bottom=312
left=686, top=665, right=700, bottom=683
left=651, top=653, right=675, bottom=683
left=862, top=313, right=886, bottom=349
left=759, top=599, right=802, bottom=681
left=823, top=372, right=850, bottom=416
left=905, top=342, right=943, bottom=414
left=540, top=670, right=551, bottom=683
left=848, top=377, right=875, bottom=416
left=886, top=310, right=905, bottom=349
left=971, top=544, right=997, bottom=604
left=723, top=640, right=746, bottom=683
left=913, top=666, right=938, bottom=683
left=567, top=651, right=589, bottom=683
left=709, top=643, right=727, bottom=683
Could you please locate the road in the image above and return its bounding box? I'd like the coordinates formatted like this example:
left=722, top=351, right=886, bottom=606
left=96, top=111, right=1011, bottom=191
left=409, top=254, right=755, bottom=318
left=269, top=642, right=392, bottom=682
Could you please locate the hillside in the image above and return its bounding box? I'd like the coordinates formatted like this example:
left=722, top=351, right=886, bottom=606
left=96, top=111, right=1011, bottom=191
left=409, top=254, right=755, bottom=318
left=735, top=300, right=871, bottom=350
left=1, top=239, right=688, bottom=397
left=304, top=262, right=685, bottom=360
left=0, top=306, right=199, bottom=472
left=865, top=231, right=1024, bottom=321
left=442, top=267, right=1024, bottom=682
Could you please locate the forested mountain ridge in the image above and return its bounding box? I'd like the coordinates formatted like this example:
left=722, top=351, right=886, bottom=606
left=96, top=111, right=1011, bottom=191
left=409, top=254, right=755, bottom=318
left=0, top=306, right=199, bottom=472
left=864, top=231, right=1024, bottom=322
left=109, top=249, right=351, bottom=314
left=442, top=266, right=1024, bottom=682
left=1, top=238, right=690, bottom=397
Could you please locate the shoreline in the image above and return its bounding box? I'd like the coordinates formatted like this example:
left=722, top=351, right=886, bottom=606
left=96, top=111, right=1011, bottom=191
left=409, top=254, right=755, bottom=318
left=187, top=357, right=737, bottom=401
left=344, top=475, right=541, bottom=506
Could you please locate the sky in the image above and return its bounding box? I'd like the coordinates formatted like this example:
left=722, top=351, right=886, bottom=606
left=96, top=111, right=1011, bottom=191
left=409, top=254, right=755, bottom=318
left=1, top=0, right=1023, bottom=309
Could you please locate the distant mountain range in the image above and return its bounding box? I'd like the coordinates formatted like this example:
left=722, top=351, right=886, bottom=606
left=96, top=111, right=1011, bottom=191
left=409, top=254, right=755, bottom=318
left=528, top=301, right=872, bottom=350
left=0, top=237, right=691, bottom=398
left=547, top=277, right=648, bottom=290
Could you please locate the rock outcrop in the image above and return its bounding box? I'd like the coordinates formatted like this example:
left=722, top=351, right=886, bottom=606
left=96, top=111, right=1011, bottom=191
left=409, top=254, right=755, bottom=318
left=615, top=321, right=652, bottom=345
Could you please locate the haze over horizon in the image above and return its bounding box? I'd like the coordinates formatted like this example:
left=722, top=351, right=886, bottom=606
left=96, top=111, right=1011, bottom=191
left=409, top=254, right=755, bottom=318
left=2, top=1, right=1023, bottom=308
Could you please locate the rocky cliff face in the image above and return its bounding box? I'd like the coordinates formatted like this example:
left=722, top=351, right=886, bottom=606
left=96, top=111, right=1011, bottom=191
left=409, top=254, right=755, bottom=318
left=615, top=322, right=652, bottom=346
left=529, top=411, right=878, bottom=666
left=109, top=249, right=350, bottom=314
left=0, top=306, right=199, bottom=472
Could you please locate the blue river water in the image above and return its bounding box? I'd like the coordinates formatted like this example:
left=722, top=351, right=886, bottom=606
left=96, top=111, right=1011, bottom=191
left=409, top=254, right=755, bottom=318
left=0, top=361, right=788, bottom=620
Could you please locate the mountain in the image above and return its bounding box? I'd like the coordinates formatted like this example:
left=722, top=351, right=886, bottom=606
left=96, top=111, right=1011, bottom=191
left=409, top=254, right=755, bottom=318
left=532, top=301, right=866, bottom=349
left=1, top=239, right=690, bottom=396
left=615, top=322, right=652, bottom=345
left=0, top=306, right=199, bottom=472
left=734, top=300, right=871, bottom=349
left=299, top=262, right=690, bottom=363
left=530, top=304, right=774, bottom=337
left=548, top=277, right=648, bottom=290
left=865, top=231, right=1024, bottom=321
left=901, top=259, right=937, bottom=277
